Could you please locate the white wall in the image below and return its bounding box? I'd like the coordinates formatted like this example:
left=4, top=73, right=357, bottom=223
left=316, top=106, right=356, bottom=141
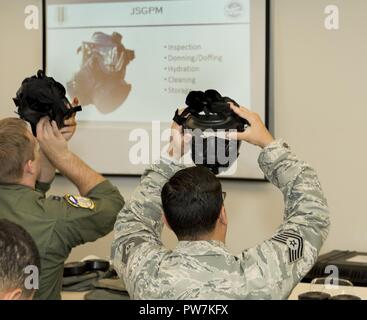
left=0, top=0, right=366, bottom=262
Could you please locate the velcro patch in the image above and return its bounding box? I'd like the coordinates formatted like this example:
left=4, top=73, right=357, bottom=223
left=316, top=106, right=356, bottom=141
left=272, top=232, right=304, bottom=263
left=64, top=194, right=95, bottom=210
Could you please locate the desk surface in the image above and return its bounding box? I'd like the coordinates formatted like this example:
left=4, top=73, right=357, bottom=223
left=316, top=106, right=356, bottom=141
left=62, top=291, right=89, bottom=300
left=61, top=283, right=367, bottom=300
left=288, top=283, right=367, bottom=300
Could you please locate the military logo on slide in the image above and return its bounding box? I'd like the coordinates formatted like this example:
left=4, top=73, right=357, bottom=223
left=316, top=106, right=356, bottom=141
left=272, top=232, right=304, bottom=263
left=225, top=1, right=244, bottom=18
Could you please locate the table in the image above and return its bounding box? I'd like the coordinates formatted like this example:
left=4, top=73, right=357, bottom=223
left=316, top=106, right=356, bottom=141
left=288, top=283, right=367, bottom=300
left=61, top=283, right=367, bottom=300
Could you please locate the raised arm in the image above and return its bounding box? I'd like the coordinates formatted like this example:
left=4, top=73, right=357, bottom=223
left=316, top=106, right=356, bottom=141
left=111, top=160, right=184, bottom=274
left=243, top=140, right=329, bottom=299
left=229, top=105, right=330, bottom=299
left=36, top=117, right=105, bottom=196
left=111, top=117, right=190, bottom=293
left=37, top=101, right=78, bottom=186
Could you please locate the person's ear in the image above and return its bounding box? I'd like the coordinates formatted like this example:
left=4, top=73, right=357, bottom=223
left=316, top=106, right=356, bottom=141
left=23, top=159, right=35, bottom=176
left=161, top=212, right=172, bottom=231
left=218, top=206, right=228, bottom=226
left=2, top=288, right=23, bottom=300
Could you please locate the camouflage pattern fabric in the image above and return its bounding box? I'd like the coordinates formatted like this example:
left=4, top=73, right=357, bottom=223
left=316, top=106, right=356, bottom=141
left=111, top=139, right=330, bottom=299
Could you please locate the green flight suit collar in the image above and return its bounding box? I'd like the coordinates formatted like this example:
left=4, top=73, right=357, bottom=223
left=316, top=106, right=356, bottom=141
left=174, top=240, right=229, bottom=257
left=0, top=180, right=52, bottom=193
left=0, top=183, right=34, bottom=191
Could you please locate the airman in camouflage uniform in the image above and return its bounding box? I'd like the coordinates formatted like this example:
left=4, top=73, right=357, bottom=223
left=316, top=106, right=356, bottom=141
left=112, top=106, right=330, bottom=300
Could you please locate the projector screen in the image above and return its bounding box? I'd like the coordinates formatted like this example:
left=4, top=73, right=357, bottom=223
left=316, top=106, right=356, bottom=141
left=44, top=0, right=269, bottom=179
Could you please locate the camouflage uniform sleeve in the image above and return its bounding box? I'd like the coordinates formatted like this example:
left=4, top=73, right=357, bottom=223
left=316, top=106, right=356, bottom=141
left=111, top=158, right=185, bottom=287
left=239, top=139, right=330, bottom=299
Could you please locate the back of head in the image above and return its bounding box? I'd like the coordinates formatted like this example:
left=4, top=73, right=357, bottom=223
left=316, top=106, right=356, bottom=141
left=0, top=219, right=40, bottom=300
left=0, top=118, right=35, bottom=184
left=161, top=166, right=223, bottom=240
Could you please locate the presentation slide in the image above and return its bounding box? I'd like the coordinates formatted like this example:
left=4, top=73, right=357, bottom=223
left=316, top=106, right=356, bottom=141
left=45, top=0, right=269, bottom=178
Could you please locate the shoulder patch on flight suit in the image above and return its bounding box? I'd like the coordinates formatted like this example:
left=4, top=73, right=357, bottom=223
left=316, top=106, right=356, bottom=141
left=64, top=194, right=95, bottom=210
left=52, top=196, right=62, bottom=201
left=272, top=232, right=304, bottom=263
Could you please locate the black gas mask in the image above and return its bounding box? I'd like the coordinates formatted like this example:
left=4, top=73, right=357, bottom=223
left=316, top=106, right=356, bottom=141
left=173, top=90, right=249, bottom=174
left=13, top=70, right=82, bottom=136
left=67, top=31, right=135, bottom=114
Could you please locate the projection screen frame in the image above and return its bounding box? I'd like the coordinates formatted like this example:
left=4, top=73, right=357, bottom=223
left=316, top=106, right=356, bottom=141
left=42, top=0, right=272, bottom=181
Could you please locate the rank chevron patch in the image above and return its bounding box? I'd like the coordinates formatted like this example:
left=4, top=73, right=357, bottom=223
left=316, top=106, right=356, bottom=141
left=272, top=232, right=304, bottom=263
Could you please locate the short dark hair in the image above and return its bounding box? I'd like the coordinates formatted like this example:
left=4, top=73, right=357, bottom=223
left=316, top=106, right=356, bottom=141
left=0, top=118, right=35, bottom=184
left=161, top=166, right=223, bottom=240
left=0, top=219, right=40, bottom=298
